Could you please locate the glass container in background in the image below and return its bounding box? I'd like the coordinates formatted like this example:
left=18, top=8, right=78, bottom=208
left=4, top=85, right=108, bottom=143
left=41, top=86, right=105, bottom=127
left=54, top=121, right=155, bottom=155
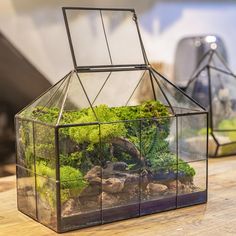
left=186, top=49, right=236, bottom=157
left=174, top=35, right=227, bottom=89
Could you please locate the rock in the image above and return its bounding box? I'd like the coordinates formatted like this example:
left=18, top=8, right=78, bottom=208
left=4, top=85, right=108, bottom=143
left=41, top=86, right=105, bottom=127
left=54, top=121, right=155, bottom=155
left=123, top=174, right=140, bottom=198
left=123, top=184, right=139, bottom=200
left=79, top=195, right=100, bottom=211
left=102, top=178, right=125, bottom=193
left=125, top=173, right=139, bottom=184
left=178, top=183, right=195, bottom=194
left=37, top=197, right=54, bottom=223
left=102, top=162, right=130, bottom=179
left=80, top=184, right=101, bottom=197
left=84, top=166, right=101, bottom=184
left=110, top=162, right=128, bottom=171
left=165, top=180, right=181, bottom=190
left=62, top=198, right=79, bottom=217
left=84, top=199, right=100, bottom=210
left=146, top=183, right=168, bottom=196
left=99, top=192, right=120, bottom=208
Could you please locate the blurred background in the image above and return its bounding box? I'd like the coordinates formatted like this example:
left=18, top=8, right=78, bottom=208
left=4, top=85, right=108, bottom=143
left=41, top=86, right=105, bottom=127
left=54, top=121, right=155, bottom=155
left=0, top=0, right=235, bottom=176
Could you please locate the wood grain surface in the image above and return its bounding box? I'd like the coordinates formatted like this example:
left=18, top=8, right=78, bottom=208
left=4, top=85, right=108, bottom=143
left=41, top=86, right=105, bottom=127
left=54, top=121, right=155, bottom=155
left=0, top=157, right=236, bottom=236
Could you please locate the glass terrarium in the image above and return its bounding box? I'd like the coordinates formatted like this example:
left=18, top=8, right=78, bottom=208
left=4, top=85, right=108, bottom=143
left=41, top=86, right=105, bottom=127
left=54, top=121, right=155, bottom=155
left=15, top=7, right=208, bottom=233
left=186, top=49, right=236, bottom=157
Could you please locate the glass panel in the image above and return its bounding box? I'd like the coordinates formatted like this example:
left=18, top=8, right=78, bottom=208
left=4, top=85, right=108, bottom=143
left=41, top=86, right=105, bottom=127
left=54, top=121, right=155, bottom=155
left=100, top=121, right=140, bottom=223
left=214, top=131, right=236, bottom=144
left=64, top=9, right=145, bottom=67
left=191, top=51, right=211, bottom=79
left=61, top=178, right=101, bottom=218
left=34, top=124, right=56, bottom=179
left=36, top=175, right=57, bottom=230
left=18, top=74, right=69, bottom=122
left=17, top=166, right=36, bottom=218
left=79, top=71, right=111, bottom=105
left=217, top=143, right=236, bottom=156
left=151, top=70, right=204, bottom=113
left=178, top=114, right=207, bottom=162
left=208, top=134, right=218, bottom=157
left=140, top=117, right=177, bottom=215
left=125, top=70, right=156, bottom=106
left=177, top=160, right=207, bottom=207
left=186, top=68, right=210, bottom=109
left=210, top=68, right=236, bottom=130
left=16, top=119, right=34, bottom=171
left=209, top=51, right=231, bottom=72
left=65, top=9, right=111, bottom=67
left=102, top=10, right=145, bottom=65
left=58, top=125, right=102, bottom=227
left=92, top=70, right=144, bottom=107
left=151, top=73, right=177, bottom=112
left=58, top=72, right=98, bottom=125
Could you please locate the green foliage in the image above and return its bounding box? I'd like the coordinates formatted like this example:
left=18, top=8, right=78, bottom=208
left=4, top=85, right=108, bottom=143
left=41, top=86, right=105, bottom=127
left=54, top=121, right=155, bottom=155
left=27, top=100, right=169, bottom=124
left=111, top=100, right=169, bottom=121
left=19, top=100, right=196, bottom=196
left=37, top=178, right=56, bottom=208
left=18, top=121, right=34, bottom=167
left=36, top=161, right=88, bottom=206
left=60, top=152, right=82, bottom=167
left=198, top=127, right=211, bottom=135
left=178, top=159, right=196, bottom=178
left=32, top=107, right=59, bottom=124
left=218, top=119, right=236, bottom=141
left=220, top=144, right=236, bottom=156
left=148, top=152, right=195, bottom=178
left=60, top=166, right=88, bottom=203
left=36, top=161, right=55, bottom=178
left=35, top=144, right=55, bottom=161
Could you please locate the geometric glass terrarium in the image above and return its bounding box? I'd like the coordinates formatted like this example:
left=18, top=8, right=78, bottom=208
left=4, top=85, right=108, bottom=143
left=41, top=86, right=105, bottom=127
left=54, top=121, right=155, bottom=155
left=186, top=49, right=236, bottom=157
left=15, top=7, right=208, bottom=233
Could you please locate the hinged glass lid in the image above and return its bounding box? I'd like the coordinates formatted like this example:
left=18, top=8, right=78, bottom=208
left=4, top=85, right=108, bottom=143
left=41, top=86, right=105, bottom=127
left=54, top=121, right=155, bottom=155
left=63, top=7, right=147, bottom=69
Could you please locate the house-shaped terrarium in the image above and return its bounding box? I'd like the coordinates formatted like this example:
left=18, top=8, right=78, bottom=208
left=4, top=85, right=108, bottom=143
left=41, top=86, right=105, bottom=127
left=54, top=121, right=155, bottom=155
left=186, top=49, right=236, bottom=157
left=15, top=7, right=208, bottom=233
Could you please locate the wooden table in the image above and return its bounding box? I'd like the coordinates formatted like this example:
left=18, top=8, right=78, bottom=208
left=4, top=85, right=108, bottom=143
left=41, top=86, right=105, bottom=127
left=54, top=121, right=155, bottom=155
left=1, top=157, right=236, bottom=236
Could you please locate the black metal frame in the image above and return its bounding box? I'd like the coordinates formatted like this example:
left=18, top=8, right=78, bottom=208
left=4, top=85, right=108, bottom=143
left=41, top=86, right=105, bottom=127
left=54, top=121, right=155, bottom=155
left=15, top=7, right=208, bottom=233
left=186, top=49, right=236, bottom=157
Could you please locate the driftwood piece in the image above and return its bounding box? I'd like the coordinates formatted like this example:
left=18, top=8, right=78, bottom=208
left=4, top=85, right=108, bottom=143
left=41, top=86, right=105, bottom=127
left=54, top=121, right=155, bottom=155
left=111, top=137, right=145, bottom=164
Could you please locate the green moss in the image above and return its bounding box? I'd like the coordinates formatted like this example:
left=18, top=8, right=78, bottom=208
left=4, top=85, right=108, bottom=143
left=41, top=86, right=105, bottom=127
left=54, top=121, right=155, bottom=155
left=36, top=161, right=88, bottom=205
left=19, top=100, right=197, bottom=208
left=218, top=119, right=236, bottom=141
left=36, top=161, right=55, bottom=178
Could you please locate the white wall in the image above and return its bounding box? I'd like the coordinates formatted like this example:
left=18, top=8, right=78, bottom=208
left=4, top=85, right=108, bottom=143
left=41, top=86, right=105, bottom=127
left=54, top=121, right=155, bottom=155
left=140, top=2, right=236, bottom=69
left=0, top=1, right=236, bottom=84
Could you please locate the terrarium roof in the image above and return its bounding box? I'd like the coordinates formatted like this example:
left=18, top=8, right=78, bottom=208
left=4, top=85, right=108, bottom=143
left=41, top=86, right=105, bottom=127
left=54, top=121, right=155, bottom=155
left=18, top=68, right=205, bottom=125
left=186, top=49, right=236, bottom=130
left=188, top=49, right=234, bottom=83
left=17, top=7, right=205, bottom=125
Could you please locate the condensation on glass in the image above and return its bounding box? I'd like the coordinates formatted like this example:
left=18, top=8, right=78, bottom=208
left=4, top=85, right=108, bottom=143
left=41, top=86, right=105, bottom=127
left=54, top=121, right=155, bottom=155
left=15, top=7, right=208, bottom=233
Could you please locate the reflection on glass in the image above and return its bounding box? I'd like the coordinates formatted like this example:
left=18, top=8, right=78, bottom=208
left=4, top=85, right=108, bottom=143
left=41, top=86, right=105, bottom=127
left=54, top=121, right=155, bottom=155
left=36, top=175, right=57, bottom=230
left=17, top=166, right=36, bottom=218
